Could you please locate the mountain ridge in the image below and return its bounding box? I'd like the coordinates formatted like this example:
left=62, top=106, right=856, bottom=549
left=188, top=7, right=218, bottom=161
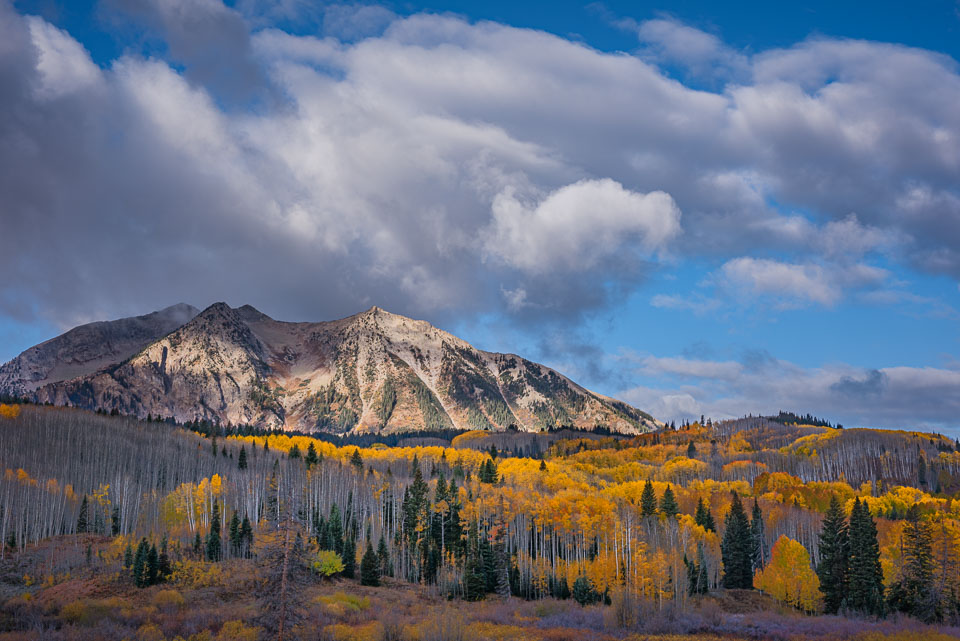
left=0, top=303, right=661, bottom=434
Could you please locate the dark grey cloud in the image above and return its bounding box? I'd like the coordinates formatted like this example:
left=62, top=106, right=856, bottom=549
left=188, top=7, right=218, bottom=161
left=105, top=0, right=274, bottom=104
left=830, top=369, right=887, bottom=398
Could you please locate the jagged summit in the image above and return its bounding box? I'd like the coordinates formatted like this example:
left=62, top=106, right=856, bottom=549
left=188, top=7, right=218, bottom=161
left=1, top=303, right=661, bottom=434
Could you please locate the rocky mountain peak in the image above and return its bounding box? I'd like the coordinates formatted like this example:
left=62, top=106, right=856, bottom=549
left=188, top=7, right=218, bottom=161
left=1, top=303, right=661, bottom=434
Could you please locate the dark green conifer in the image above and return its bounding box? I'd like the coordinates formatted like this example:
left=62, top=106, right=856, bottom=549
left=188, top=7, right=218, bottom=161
left=659, top=485, right=679, bottom=518
left=721, top=492, right=753, bottom=589
left=888, top=503, right=935, bottom=620
left=305, top=443, right=319, bottom=469
left=694, top=497, right=715, bottom=532
left=360, top=541, right=380, bottom=586
left=76, top=495, right=89, bottom=534
left=350, top=448, right=364, bottom=470
left=848, top=498, right=886, bottom=616
left=238, top=446, right=248, bottom=470
left=750, top=498, right=767, bottom=570
left=206, top=500, right=222, bottom=561
left=817, top=494, right=849, bottom=614
left=640, top=480, right=657, bottom=517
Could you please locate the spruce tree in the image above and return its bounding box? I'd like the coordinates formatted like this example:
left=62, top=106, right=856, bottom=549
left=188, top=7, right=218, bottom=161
left=687, top=441, right=697, bottom=457
left=377, top=535, right=391, bottom=577
left=305, top=443, right=319, bottom=469
left=721, top=492, right=753, bottom=589
left=341, top=532, right=356, bottom=579
left=695, top=497, right=716, bottom=532
left=360, top=541, right=380, bottom=586
left=289, top=444, right=301, bottom=459
left=847, top=498, right=885, bottom=616
left=750, top=498, right=767, bottom=570
left=888, top=503, right=936, bottom=620
left=158, top=538, right=171, bottom=582
left=146, top=543, right=159, bottom=586
left=572, top=575, right=600, bottom=605
left=659, top=485, right=679, bottom=518
left=240, top=514, right=254, bottom=558
left=76, top=495, right=89, bottom=534
left=817, top=494, right=849, bottom=614
left=350, top=448, right=364, bottom=470
left=123, top=543, right=134, bottom=569
left=132, top=538, right=149, bottom=587
left=229, top=511, right=241, bottom=556
left=238, top=446, right=248, bottom=470
left=328, top=504, right=344, bottom=555
left=206, top=500, right=222, bottom=561
left=640, top=480, right=657, bottom=517
left=111, top=506, right=121, bottom=536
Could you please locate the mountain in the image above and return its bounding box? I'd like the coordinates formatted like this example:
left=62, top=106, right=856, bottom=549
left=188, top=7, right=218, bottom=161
left=0, top=303, right=661, bottom=434
left=0, top=303, right=199, bottom=396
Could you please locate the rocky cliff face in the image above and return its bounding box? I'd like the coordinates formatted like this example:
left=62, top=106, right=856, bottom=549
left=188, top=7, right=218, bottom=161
left=2, top=303, right=661, bottom=434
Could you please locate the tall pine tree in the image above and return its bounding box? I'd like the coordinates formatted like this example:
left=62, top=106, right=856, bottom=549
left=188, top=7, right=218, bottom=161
left=640, top=480, right=657, bottom=517
left=888, top=503, right=936, bottom=621
left=847, top=498, right=885, bottom=616
left=817, top=494, right=850, bottom=614
left=721, top=492, right=753, bottom=589
left=206, top=500, right=222, bottom=562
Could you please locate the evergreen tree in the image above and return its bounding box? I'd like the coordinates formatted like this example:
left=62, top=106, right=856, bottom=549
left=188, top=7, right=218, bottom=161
left=229, top=511, right=242, bottom=556
left=687, top=441, right=697, bottom=457
left=918, top=454, right=927, bottom=487
left=146, top=543, right=159, bottom=586
left=377, top=535, right=392, bottom=577
left=238, top=446, right=248, bottom=470
left=76, top=495, right=89, bottom=534
left=111, top=506, right=121, bottom=536
left=328, top=504, right=344, bottom=555
left=721, top=492, right=753, bottom=589
left=694, top=497, right=715, bottom=532
left=289, top=444, right=301, bottom=459
left=305, top=443, right=319, bottom=469
left=539, top=460, right=547, bottom=472
left=750, top=498, right=767, bottom=570
left=240, top=514, right=254, bottom=558
left=132, top=538, right=149, bottom=588
left=123, top=543, right=134, bottom=569
left=360, top=541, right=380, bottom=586
left=888, top=503, right=936, bottom=620
left=341, top=531, right=356, bottom=579
left=206, top=500, right=222, bottom=561
left=193, top=531, right=202, bottom=556
left=659, top=485, right=679, bottom=518
left=847, top=498, right=885, bottom=616
left=817, top=494, right=850, bottom=614
left=640, top=480, right=657, bottom=517
left=158, top=538, right=171, bottom=582
left=572, top=575, right=600, bottom=605
left=350, top=448, right=364, bottom=470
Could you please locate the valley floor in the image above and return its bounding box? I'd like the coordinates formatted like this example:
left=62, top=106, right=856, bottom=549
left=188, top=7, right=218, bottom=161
left=1, top=547, right=958, bottom=641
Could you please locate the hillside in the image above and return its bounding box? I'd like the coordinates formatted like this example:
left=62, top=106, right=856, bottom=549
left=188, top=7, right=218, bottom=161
left=1, top=404, right=959, bottom=640
left=0, top=304, right=659, bottom=434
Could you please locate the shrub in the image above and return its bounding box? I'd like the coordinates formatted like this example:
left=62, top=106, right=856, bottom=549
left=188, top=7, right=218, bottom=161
left=215, top=620, right=260, bottom=641
left=314, top=549, right=345, bottom=577
left=151, top=588, right=185, bottom=611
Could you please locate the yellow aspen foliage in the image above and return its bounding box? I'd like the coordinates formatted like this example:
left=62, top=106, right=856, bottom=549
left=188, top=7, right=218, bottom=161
left=0, top=404, right=21, bottom=419
left=755, top=535, right=820, bottom=613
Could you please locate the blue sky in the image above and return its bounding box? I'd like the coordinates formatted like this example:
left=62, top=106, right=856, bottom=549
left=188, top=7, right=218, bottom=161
left=2, top=0, right=960, bottom=434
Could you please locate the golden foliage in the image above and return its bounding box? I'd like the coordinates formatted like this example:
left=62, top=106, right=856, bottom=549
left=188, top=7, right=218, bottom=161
left=755, top=535, right=820, bottom=612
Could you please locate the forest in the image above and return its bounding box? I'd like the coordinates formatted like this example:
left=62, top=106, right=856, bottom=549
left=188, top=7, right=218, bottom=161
left=1, top=402, right=960, bottom=641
